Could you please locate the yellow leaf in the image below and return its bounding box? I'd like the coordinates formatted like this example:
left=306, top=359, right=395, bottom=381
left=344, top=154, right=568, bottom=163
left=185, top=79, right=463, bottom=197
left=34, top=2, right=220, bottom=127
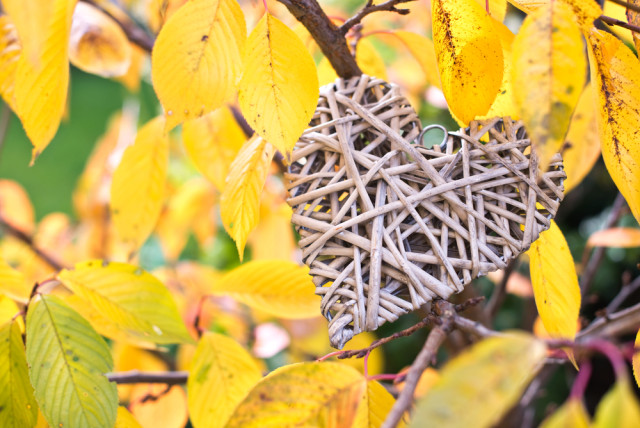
left=432, top=0, right=503, bottom=124
left=0, top=295, right=24, bottom=331
left=563, top=83, right=600, bottom=193
left=187, top=332, right=262, bottom=428
left=115, top=406, right=143, bottom=428
left=247, top=191, right=296, bottom=261
left=10, top=0, right=77, bottom=162
left=528, top=221, right=580, bottom=348
left=593, top=379, right=640, bottom=428
left=480, top=19, right=517, bottom=120
left=112, top=343, right=168, bottom=400
left=129, top=384, right=188, bottom=428
left=117, top=44, right=145, bottom=92
left=0, top=258, right=31, bottom=304
left=507, top=0, right=602, bottom=31
left=110, top=116, right=169, bottom=253
left=238, top=13, right=319, bottom=157
left=156, top=178, right=216, bottom=262
left=512, top=1, right=586, bottom=171
left=69, top=2, right=132, bottom=77
left=396, top=367, right=440, bottom=399
left=226, top=362, right=365, bottom=428
left=633, top=329, right=640, bottom=388
left=0, top=16, right=20, bottom=112
left=151, top=0, right=245, bottom=130
left=354, top=38, right=388, bottom=81
left=2, top=0, right=51, bottom=62
left=603, top=1, right=634, bottom=46
left=586, top=227, right=640, bottom=249
left=352, top=380, right=401, bottom=428
left=220, top=136, right=275, bottom=259
left=57, top=260, right=193, bottom=345
left=587, top=30, right=640, bottom=225
left=410, top=333, right=547, bottom=428
left=473, top=0, right=508, bottom=21
left=0, top=320, right=38, bottom=428
left=211, top=260, right=320, bottom=319
left=390, top=31, right=441, bottom=89
left=540, top=398, right=590, bottom=428
left=182, top=106, right=247, bottom=191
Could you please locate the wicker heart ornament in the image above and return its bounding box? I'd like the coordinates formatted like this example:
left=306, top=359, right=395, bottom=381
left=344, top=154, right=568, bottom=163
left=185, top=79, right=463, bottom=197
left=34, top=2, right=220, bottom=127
left=285, top=75, right=565, bottom=349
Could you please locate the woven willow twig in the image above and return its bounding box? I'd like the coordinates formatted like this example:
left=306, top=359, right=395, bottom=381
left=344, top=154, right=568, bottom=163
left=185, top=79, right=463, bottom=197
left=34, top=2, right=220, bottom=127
left=285, top=75, right=565, bottom=349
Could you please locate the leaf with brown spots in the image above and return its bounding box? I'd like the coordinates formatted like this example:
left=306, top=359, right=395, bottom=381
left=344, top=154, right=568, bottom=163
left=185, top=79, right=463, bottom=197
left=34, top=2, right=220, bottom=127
left=512, top=1, right=586, bottom=171
left=627, top=0, right=640, bottom=53
left=226, top=362, right=365, bottom=428
left=431, top=0, right=504, bottom=124
left=587, top=29, right=640, bottom=224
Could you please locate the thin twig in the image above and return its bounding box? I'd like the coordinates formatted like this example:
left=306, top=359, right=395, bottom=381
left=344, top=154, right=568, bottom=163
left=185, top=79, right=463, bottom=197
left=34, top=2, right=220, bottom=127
left=79, top=0, right=155, bottom=52
left=485, top=258, right=518, bottom=319
left=0, top=216, right=66, bottom=271
left=606, top=0, right=640, bottom=15
left=340, top=0, right=415, bottom=35
left=599, top=15, right=640, bottom=34
left=607, top=275, right=640, bottom=313
left=453, top=314, right=502, bottom=338
left=580, top=193, right=627, bottom=296
left=277, top=0, right=361, bottom=77
left=337, top=315, right=435, bottom=359
left=381, top=301, right=454, bottom=428
left=577, top=301, right=640, bottom=340
left=106, top=370, right=188, bottom=385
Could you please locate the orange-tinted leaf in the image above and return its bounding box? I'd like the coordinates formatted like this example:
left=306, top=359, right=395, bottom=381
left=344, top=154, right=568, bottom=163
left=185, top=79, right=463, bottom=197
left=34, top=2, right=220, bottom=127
left=587, top=227, right=640, bottom=249
left=130, top=384, right=188, bottom=428
left=0, top=179, right=34, bottom=234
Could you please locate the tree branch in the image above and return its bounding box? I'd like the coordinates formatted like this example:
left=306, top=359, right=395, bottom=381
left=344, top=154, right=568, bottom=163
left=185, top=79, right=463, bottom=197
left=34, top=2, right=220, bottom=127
left=277, top=0, right=362, bottom=78
left=106, top=370, right=188, bottom=385
left=340, top=0, right=415, bottom=35
left=0, top=216, right=65, bottom=271
left=485, top=259, right=518, bottom=319
left=607, top=275, right=640, bottom=313
left=381, top=301, right=454, bottom=428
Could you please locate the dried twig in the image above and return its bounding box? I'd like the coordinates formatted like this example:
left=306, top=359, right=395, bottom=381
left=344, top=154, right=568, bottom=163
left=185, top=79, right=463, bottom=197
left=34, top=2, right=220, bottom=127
left=340, top=0, right=415, bottom=35
left=381, top=301, right=455, bottom=428
left=577, top=301, right=640, bottom=340
left=453, top=314, right=502, bottom=338
left=607, top=275, right=640, bottom=313
left=106, top=370, right=188, bottom=385
left=580, top=193, right=627, bottom=296
left=0, top=216, right=65, bottom=271
left=337, top=315, right=435, bottom=359
left=485, top=258, right=518, bottom=319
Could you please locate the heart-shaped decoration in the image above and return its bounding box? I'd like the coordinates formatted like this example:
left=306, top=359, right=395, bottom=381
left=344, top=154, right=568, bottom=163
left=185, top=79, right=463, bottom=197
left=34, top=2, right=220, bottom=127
left=285, top=75, right=565, bottom=349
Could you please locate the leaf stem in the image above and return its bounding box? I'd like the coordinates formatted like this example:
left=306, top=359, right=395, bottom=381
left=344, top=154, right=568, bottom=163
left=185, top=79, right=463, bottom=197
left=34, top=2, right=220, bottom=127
left=569, top=359, right=592, bottom=400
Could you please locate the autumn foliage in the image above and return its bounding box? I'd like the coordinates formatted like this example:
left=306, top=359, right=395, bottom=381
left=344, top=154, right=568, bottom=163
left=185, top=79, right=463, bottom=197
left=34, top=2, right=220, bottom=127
left=0, top=0, right=639, bottom=427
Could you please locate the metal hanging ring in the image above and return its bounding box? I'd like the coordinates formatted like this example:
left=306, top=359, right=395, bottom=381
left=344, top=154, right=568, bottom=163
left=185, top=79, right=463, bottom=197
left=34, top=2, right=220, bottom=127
left=417, top=124, right=449, bottom=149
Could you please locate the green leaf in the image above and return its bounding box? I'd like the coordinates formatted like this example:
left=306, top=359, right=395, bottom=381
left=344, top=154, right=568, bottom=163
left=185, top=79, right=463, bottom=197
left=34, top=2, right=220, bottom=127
left=57, top=260, right=193, bottom=345
left=0, top=320, right=38, bottom=428
left=410, top=333, right=546, bottom=428
left=26, top=294, right=117, bottom=428
left=187, top=332, right=262, bottom=428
